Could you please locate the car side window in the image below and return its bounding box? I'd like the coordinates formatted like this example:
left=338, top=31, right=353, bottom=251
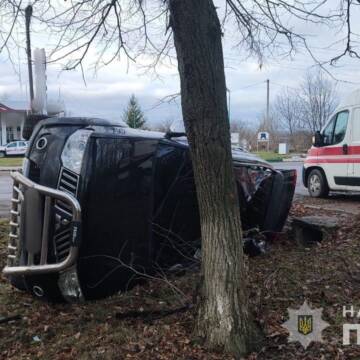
left=7, top=142, right=16, bottom=148
left=322, top=116, right=336, bottom=145
left=322, top=111, right=349, bottom=146
left=19, top=141, right=27, bottom=147
left=352, top=108, right=360, bottom=143
left=333, top=111, right=349, bottom=145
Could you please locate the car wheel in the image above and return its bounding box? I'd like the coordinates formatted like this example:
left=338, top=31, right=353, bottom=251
left=0, top=152, right=5, bottom=158
left=307, top=169, right=329, bottom=198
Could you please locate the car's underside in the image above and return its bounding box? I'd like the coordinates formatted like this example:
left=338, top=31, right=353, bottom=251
left=3, top=117, right=296, bottom=302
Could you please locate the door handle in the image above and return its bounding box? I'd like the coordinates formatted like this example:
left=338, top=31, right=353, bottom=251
left=343, top=144, right=348, bottom=155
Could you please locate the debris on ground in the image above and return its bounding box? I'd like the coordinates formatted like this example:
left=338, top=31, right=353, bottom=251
left=0, top=314, right=21, bottom=325
left=242, top=228, right=267, bottom=257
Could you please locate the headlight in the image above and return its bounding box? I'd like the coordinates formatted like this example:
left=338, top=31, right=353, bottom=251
left=61, top=129, right=92, bottom=174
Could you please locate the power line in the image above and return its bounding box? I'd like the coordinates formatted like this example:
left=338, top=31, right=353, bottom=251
left=237, top=80, right=266, bottom=90
left=271, top=81, right=298, bottom=91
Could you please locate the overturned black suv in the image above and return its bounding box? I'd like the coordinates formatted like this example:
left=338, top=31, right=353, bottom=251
left=3, top=116, right=296, bottom=302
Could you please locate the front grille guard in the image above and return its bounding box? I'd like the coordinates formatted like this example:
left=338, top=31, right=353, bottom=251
left=3, top=172, right=81, bottom=276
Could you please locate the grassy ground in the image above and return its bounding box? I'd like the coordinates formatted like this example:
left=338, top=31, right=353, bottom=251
left=252, top=151, right=287, bottom=162
left=0, top=157, right=23, bottom=167
left=0, top=199, right=360, bottom=359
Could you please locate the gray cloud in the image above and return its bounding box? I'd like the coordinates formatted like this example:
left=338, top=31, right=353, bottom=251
left=1, top=1, right=360, bottom=128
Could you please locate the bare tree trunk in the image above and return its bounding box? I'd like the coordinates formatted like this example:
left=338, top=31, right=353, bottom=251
left=169, top=0, right=260, bottom=356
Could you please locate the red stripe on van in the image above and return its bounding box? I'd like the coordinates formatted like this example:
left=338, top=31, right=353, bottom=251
left=305, top=158, right=360, bottom=164
left=348, top=146, right=360, bottom=155
left=308, top=146, right=360, bottom=157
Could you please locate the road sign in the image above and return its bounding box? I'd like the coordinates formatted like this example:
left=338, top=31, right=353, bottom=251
left=257, top=131, right=270, bottom=141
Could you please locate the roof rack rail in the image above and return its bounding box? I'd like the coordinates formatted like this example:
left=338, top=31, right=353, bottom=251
left=164, top=131, right=186, bottom=140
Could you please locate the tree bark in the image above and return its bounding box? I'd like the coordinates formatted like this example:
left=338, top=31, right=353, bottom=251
left=169, top=0, right=260, bottom=356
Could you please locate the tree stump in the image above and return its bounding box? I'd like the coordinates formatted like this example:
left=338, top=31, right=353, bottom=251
left=292, top=216, right=339, bottom=246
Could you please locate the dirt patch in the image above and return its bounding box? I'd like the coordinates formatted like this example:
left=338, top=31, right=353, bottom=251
left=295, top=193, right=360, bottom=215
left=1, top=197, right=360, bottom=359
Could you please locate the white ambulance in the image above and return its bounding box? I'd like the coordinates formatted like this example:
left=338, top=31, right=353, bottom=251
left=303, top=89, right=360, bottom=197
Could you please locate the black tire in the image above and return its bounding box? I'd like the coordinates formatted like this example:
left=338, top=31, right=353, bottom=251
left=0, top=152, right=5, bottom=158
left=307, top=169, right=329, bottom=198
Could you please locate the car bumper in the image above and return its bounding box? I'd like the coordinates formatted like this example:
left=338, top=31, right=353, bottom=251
left=2, top=171, right=83, bottom=302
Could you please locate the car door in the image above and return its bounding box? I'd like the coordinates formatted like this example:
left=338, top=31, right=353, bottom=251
left=13, top=141, right=20, bottom=155
left=17, top=141, right=27, bottom=155
left=347, top=107, right=360, bottom=188
left=5, top=142, right=17, bottom=156
left=318, top=110, right=350, bottom=190
left=13, top=141, right=21, bottom=155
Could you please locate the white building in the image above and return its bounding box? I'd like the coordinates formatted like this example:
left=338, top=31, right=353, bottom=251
left=231, top=132, right=240, bottom=146
left=0, top=101, right=28, bottom=145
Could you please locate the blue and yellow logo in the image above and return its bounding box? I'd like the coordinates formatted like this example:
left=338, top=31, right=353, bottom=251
left=298, top=315, right=313, bottom=336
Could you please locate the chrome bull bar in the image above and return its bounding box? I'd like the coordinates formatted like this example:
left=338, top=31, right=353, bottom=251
left=3, top=171, right=81, bottom=276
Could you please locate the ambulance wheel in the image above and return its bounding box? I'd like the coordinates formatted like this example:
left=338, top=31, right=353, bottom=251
left=308, top=169, right=329, bottom=198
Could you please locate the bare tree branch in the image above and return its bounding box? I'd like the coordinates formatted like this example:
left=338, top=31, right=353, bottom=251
left=0, top=0, right=359, bottom=78
left=331, top=0, right=360, bottom=64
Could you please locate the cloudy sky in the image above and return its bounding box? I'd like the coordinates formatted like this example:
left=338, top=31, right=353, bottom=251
left=0, top=0, right=360, bottom=129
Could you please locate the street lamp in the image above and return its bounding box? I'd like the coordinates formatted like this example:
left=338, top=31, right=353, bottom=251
left=226, top=88, right=231, bottom=122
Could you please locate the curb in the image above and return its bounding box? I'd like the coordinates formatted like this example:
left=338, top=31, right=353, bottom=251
left=282, top=158, right=305, bottom=163
left=0, top=167, right=21, bottom=171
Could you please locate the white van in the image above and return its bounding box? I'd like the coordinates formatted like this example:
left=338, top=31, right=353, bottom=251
left=303, top=89, right=360, bottom=197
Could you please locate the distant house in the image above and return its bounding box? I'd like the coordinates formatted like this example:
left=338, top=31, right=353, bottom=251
left=0, top=101, right=28, bottom=146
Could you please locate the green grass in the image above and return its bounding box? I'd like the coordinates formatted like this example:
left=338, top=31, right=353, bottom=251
left=0, top=157, right=24, bottom=167
left=252, top=151, right=286, bottom=162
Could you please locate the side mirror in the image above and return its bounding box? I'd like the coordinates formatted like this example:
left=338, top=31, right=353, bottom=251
left=312, top=131, right=323, bottom=147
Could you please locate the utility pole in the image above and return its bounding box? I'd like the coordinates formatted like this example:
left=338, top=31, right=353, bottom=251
left=266, top=79, right=270, bottom=129
left=227, top=88, right=231, bottom=122
left=25, top=5, right=34, bottom=112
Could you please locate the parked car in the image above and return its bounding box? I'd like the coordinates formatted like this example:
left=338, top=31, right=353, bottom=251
left=303, top=89, right=360, bottom=197
left=3, top=116, right=296, bottom=302
left=0, top=140, right=28, bottom=157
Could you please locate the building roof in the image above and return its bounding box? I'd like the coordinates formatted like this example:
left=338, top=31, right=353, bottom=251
left=0, top=100, right=29, bottom=112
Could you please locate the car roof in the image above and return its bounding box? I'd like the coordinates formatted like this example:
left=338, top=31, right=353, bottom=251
left=7, top=140, right=27, bottom=144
